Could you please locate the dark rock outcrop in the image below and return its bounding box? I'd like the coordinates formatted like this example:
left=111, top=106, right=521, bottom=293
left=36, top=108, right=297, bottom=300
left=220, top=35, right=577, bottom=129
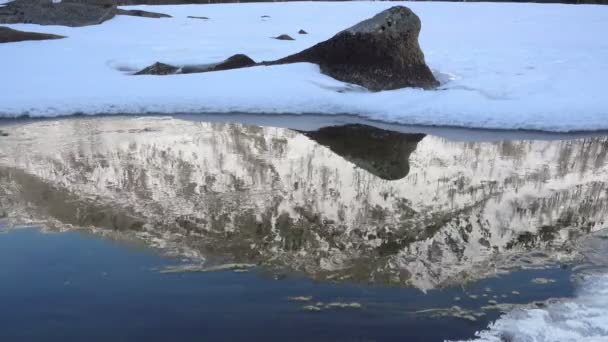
left=187, top=16, right=209, bottom=20
left=0, top=0, right=117, bottom=27
left=209, top=54, right=256, bottom=72
left=298, top=29, right=308, bottom=35
left=134, top=62, right=180, bottom=75
left=0, top=26, right=65, bottom=43
left=131, top=6, right=437, bottom=91
left=273, top=34, right=294, bottom=41
left=272, top=6, right=438, bottom=90
left=116, top=9, right=172, bottom=18
left=135, top=54, right=256, bottom=75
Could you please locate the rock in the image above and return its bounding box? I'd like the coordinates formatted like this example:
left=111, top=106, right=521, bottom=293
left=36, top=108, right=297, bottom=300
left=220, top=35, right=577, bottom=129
left=136, top=54, right=256, bottom=76
left=187, top=16, right=209, bottom=20
left=116, top=8, right=171, bottom=18
left=298, top=29, right=308, bottom=34
left=0, top=26, right=65, bottom=43
left=134, top=62, right=181, bottom=75
left=0, top=0, right=117, bottom=27
left=209, top=54, right=256, bottom=72
left=272, top=6, right=438, bottom=91
left=273, top=34, right=294, bottom=41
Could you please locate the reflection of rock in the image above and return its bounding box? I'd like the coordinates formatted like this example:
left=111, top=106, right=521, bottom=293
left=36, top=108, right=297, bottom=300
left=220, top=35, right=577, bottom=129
left=272, top=6, right=438, bottom=90
left=1, top=117, right=607, bottom=290
left=302, top=124, right=424, bottom=180
left=0, top=26, right=65, bottom=43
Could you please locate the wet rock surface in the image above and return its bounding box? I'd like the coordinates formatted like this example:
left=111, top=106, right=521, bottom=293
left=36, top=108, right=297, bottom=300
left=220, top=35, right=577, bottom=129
left=0, top=26, right=64, bottom=43
left=271, top=6, right=438, bottom=90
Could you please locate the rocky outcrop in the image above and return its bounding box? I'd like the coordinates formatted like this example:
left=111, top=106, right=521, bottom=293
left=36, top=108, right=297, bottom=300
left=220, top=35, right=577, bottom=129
left=273, top=34, right=295, bottom=41
left=208, top=54, right=256, bottom=72
left=134, top=62, right=179, bottom=75
left=131, top=6, right=436, bottom=91
left=135, top=54, right=256, bottom=75
left=0, top=26, right=65, bottom=43
left=116, top=8, right=172, bottom=18
left=0, top=0, right=170, bottom=26
left=272, top=6, right=438, bottom=90
left=0, top=0, right=117, bottom=27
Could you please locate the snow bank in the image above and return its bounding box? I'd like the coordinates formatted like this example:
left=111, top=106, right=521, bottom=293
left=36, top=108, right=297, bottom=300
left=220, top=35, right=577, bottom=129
left=1, top=2, right=607, bottom=131
left=456, top=274, right=608, bottom=342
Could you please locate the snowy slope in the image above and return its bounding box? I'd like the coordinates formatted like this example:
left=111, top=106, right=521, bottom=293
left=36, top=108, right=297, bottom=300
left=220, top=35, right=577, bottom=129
left=1, top=1, right=607, bottom=131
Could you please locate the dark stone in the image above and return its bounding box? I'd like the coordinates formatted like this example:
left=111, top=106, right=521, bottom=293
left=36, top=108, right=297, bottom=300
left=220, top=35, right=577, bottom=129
left=302, top=124, right=425, bottom=180
left=271, top=6, right=438, bottom=91
left=116, top=9, right=172, bottom=18
left=187, top=16, right=209, bottom=20
left=135, top=54, right=256, bottom=76
left=274, top=34, right=294, bottom=41
left=134, top=62, right=180, bottom=75
left=298, top=29, right=308, bottom=34
left=0, top=0, right=117, bottom=27
left=210, top=54, right=256, bottom=72
left=0, top=26, right=65, bottom=43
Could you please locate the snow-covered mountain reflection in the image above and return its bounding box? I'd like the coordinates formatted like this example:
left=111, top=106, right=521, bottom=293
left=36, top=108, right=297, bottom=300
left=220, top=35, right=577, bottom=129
left=1, top=117, right=606, bottom=290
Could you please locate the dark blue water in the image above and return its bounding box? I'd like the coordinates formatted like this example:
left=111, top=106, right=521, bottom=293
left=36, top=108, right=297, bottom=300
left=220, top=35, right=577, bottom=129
left=0, top=228, right=575, bottom=342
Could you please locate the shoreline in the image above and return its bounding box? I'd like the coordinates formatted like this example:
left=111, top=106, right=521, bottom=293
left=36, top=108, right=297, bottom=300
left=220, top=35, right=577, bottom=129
left=2, top=113, right=608, bottom=142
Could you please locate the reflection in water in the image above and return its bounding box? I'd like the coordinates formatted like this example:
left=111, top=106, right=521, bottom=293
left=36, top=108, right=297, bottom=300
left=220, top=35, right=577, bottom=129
left=302, top=124, right=425, bottom=180
left=0, top=117, right=607, bottom=290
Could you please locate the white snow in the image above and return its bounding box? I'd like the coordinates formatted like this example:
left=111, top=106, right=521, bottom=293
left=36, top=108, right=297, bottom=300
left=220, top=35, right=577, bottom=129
left=455, top=274, right=608, bottom=342
left=1, top=1, right=608, bottom=131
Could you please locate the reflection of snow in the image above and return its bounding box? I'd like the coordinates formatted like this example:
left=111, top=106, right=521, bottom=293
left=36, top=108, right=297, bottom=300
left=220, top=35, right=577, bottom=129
left=1, top=117, right=607, bottom=290
left=1, top=2, right=607, bottom=131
